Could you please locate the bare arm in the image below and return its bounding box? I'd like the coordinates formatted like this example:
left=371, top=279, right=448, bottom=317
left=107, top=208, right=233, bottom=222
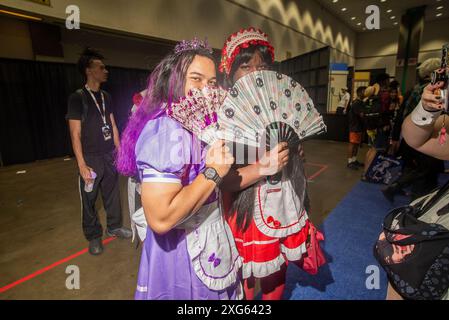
left=142, top=140, right=234, bottom=234
left=68, top=119, right=93, bottom=184
left=403, top=115, right=449, bottom=160
left=110, top=113, right=120, bottom=150
left=402, top=82, right=449, bottom=160
left=220, top=163, right=265, bottom=192
left=142, top=175, right=216, bottom=234
left=344, top=94, right=350, bottom=112
left=220, top=142, right=290, bottom=192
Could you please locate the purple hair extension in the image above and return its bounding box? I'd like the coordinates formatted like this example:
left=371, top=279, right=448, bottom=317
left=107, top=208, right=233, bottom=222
left=116, top=43, right=215, bottom=177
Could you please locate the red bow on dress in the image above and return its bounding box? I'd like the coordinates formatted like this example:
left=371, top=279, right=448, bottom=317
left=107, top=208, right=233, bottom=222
left=267, top=216, right=281, bottom=228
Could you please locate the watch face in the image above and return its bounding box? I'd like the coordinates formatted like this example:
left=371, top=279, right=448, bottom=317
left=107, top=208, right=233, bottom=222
left=205, top=168, right=216, bottom=179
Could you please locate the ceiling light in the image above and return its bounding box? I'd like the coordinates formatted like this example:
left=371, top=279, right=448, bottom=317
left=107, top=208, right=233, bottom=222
left=381, top=0, right=387, bottom=2
left=357, top=22, right=362, bottom=25
left=351, top=16, right=356, bottom=20
left=332, top=0, right=338, bottom=3
left=393, top=22, right=398, bottom=25
left=387, top=9, right=392, bottom=13
left=436, top=13, right=443, bottom=17
left=390, top=16, right=396, bottom=19
left=437, top=6, right=443, bottom=10
left=341, top=7, right=347, bottom=11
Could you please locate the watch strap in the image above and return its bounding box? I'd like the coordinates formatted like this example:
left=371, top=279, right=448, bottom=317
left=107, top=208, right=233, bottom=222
left=203, top=167, right=222, bottom=185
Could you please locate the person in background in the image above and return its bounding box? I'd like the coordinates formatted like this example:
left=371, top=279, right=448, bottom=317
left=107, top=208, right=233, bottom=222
left=361, top=74, right=392, bottom=180
left=376, top=73, right=392, bottom=114
left=66, top=48, right=131, bottom=256
left=386, top=83, right=402, bottom=144
left=388, top=85, right=401, bottom=118
left=361, top=85, right=382, bottom=180
left=347, top=86, right=366, bottom=170
left=382, top=58, right=444, bottom=202
left=339, top=87, right=351, bottom=114
left=389, top=80, right=404, bottom=106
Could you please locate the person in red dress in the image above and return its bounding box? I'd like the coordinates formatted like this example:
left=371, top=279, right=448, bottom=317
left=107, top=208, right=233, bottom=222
left=219, top=27, right=322, bottom=300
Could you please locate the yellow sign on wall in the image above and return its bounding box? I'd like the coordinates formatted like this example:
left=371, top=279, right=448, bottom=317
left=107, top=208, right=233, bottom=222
left=353, top=72, right=371, bottom=99
left=26, top=0, right=51, bottom=6
left=354, top=72, right=370, bottom=81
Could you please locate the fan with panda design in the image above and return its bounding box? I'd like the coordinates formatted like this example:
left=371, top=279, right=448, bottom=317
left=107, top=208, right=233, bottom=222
left=218, top=70, right=326, bottom=149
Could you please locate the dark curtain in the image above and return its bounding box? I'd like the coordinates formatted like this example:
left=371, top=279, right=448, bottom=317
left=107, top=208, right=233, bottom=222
left=102, top=66, right=149, bottom=132
left=0, top=58, right=149, bottom=166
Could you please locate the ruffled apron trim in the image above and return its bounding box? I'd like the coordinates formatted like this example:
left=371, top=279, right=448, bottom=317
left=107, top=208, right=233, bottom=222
left=182, top=202, right=243, bottom=292
left=190, top=249, right=243, bottom=292
left=253, top=178, right=310, bottom=238
left=242, top=254, right=286, bottom=279
left=281, top=242, right=307, bottom=261
left=253, top=204, right=309, bottom=239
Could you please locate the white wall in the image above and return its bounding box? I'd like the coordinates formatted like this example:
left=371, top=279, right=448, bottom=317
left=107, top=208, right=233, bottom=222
left=0, top=0, right=356, bottom=66
left=419, top=17, right=449, bottom=62
left=2, top=0, right=446, bottom=73
left=355, top=27, right=398, bottom=75
left=232, top=0, right=356, bottom=65
left=355, top=18, right=449, bottom=76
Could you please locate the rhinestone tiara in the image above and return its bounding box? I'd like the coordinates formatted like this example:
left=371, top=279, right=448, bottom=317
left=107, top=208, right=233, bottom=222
left=174, top=37, right=213, bottom=55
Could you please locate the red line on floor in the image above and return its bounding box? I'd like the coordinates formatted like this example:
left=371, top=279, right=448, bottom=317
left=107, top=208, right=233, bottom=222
left=306, top=162, right=328, bottom=168
left=305, top=162, right=329, bottom=181
left=0, top=237, right=116, bottom=295
left=0, top=163, right=329, bottom=295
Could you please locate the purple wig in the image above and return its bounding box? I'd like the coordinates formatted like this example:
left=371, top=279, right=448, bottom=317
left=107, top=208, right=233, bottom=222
left=116, top=45, right=215, bottom=177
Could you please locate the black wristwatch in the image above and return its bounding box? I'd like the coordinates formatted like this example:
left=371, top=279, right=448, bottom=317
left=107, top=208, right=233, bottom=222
left=202, top=167, right=222, bottom=185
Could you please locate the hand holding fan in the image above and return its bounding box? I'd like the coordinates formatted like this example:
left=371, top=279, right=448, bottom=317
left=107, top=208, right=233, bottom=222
left=166, top=86, right=227, bottom=145
left=218, top=70, right=326, bottom=149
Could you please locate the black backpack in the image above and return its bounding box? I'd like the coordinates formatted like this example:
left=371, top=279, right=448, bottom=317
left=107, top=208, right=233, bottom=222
left=363, top=96, right=382, bottom=130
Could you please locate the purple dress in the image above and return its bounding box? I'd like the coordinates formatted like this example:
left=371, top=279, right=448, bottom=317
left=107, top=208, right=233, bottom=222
left=134, top=116, right=242, bottom=300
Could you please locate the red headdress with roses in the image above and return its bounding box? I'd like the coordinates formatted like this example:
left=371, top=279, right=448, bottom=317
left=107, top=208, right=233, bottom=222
left=219, top=27, right=275, bottom=76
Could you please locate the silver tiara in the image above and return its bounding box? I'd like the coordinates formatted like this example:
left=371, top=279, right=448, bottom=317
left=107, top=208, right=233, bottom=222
left=174, top=38, right=212, bottom=54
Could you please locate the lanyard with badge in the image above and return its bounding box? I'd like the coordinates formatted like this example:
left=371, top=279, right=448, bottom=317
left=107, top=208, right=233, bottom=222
left=85, top=85, right=112, bottom=141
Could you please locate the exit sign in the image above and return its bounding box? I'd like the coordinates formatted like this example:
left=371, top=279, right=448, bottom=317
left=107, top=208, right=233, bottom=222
left=26, top=0, right=51, bottom=6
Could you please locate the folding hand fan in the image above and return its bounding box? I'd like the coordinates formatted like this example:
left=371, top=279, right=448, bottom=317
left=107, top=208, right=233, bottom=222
left=166, top=86, right=227, bottom=145
left=218, top=70, right=326, bottom=148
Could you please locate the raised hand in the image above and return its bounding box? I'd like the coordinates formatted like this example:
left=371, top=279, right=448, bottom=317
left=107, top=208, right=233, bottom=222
left=206, top=140, right=234, bottom=178
left=422, top=79, right=446, bottom=112
left=258, top=142, right=289, bottom=176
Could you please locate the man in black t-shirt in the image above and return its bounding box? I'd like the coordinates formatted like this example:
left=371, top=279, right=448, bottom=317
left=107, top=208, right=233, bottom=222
left=66, top=48, right=131, bottom=255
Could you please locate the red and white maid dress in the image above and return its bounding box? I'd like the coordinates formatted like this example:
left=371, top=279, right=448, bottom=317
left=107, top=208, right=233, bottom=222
left=224, top=163, right=320, bottom=279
